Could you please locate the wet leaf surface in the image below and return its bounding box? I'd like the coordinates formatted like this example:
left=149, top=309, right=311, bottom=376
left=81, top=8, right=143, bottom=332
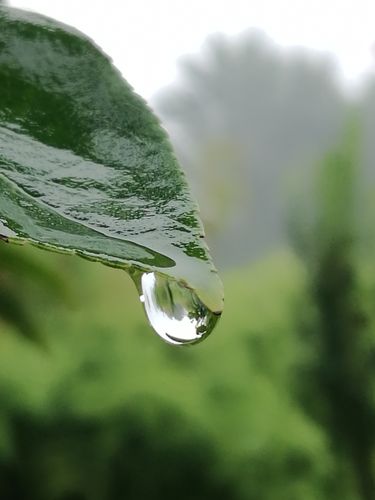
left=0, top=6, right=223, bottom=312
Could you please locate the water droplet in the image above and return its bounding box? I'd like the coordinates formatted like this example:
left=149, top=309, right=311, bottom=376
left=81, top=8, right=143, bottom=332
left=137, top=271, right=221, bottom=345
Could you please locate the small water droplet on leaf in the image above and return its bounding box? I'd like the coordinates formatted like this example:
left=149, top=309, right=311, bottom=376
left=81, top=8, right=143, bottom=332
left=135, top=272, right=221, bottom=345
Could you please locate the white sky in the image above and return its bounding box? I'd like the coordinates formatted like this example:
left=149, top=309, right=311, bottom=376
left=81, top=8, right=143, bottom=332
left=9, top=0, right=375, bottom=100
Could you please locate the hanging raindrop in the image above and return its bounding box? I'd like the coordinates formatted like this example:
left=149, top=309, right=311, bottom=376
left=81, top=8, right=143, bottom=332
left=137, top=271, right=221, bottom=345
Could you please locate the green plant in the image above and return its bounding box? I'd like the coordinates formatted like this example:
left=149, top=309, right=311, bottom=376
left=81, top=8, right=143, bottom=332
left=0, top=5, right=223, bottom=345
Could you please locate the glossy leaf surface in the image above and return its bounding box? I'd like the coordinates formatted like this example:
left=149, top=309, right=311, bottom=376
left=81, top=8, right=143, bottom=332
left=0, top=6, right=223, bottom=312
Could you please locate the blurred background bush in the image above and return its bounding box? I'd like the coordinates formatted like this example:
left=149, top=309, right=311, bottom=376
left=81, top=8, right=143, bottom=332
left=1, top=5, right=375, bottom=499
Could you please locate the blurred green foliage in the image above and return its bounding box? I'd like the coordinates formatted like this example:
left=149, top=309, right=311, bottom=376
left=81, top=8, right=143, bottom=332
left=291, top=124, right=375, bottom=500
left=0, top=243, right=331, bottom=500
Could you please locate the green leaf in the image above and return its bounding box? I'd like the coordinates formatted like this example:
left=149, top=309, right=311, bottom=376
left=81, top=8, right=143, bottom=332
left=0, top=6, right=223, bottom=314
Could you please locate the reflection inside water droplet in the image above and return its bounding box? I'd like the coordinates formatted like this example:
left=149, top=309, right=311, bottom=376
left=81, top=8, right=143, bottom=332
left=138, top=272, right=221, bottom=345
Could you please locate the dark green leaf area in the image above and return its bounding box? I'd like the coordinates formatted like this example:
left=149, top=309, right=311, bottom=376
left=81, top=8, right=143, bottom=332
left=0, top=6, right=210, bottom=272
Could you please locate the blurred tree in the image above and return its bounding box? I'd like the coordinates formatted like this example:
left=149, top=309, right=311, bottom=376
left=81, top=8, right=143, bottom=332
left=292, top=123, right=375, bottom=500
left=154, top=31, right=345, bottom=268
